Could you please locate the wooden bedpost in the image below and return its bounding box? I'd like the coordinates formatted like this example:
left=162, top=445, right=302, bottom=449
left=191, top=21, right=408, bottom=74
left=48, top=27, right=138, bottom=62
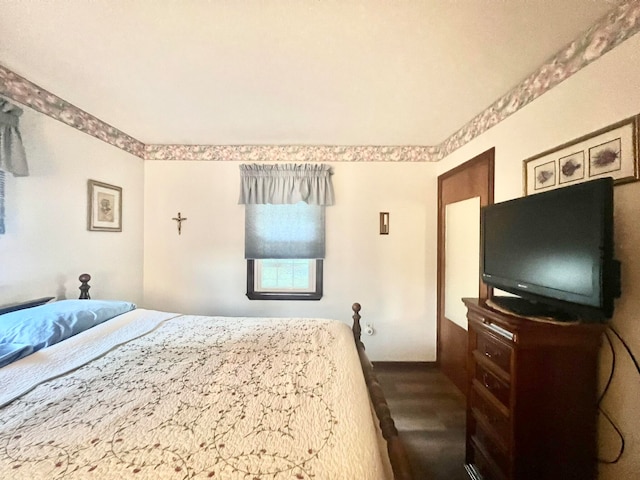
left=351, top=303, right=414, bottom=480
left=351, top=302, right=365, bottom=350
left=79, top=273, right=91, bottom=300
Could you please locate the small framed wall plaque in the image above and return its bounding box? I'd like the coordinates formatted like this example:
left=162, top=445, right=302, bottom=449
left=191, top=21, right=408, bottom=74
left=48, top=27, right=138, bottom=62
left=87, top=179, right=122, bottom=232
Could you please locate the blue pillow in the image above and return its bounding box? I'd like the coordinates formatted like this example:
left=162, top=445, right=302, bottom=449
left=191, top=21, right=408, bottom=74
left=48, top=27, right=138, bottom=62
left=0, top=300, right=136, bottom=367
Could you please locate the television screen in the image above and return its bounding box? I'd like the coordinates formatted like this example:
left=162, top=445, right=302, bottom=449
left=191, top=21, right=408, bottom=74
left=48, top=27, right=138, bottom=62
left=481, top=177, right=620, bottom=321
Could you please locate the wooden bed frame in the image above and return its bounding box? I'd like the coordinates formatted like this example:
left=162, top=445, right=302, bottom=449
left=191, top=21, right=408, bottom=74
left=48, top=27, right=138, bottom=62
left=351, top=303, right=414, bottom=480
left=1, top=275, right=414, bottom=480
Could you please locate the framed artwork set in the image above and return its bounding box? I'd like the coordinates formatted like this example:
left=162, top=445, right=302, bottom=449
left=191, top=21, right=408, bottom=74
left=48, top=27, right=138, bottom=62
left=523, top=114, right=639, bottom=195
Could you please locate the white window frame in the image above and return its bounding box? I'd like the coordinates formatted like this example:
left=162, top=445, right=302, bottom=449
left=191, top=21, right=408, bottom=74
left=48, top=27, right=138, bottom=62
left=246, top=259, right=323, bottom=300
left=254, top=259, right=317, bottom=293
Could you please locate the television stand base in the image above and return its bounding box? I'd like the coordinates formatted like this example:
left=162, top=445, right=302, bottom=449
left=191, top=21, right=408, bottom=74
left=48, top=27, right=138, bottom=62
left=488, top=296, right=579, bottom=323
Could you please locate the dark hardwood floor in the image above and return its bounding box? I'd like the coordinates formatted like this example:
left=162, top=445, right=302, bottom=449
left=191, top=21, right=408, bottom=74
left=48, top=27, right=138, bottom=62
left=374, top=363, right=468, bottom=480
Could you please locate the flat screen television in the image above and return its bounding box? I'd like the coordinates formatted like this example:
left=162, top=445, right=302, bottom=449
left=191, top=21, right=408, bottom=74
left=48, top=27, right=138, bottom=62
left=481, top=177, right=620, bottom=322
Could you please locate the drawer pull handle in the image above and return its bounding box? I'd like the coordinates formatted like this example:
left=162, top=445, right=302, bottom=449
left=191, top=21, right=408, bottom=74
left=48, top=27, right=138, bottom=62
left=482, top=374, right=503, bottom=393
left=484, top=348, right=501, bottom=359
left=483, top=373, right=492, bottom=390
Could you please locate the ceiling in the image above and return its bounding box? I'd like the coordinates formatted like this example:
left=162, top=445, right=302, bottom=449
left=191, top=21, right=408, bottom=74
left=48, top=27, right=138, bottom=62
left=0, top=0, right=621, bottom=147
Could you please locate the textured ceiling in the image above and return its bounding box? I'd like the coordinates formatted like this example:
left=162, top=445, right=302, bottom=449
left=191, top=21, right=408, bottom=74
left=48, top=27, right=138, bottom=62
left=0, top=0, right=621, bottom=146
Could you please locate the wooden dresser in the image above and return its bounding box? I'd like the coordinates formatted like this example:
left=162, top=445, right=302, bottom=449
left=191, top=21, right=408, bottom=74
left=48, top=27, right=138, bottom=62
left=463, top=298, right=605, bottom=480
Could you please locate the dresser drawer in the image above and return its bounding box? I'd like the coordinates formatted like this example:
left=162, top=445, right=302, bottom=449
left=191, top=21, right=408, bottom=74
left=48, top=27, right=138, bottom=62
left=475, top=362, right=510, bottom=408
left=470, top=387, right=510, bottom=448
left=474, top=426, right=510, bottom=475
left=470, top=440, right=508, bottom=480
left=475, top=330, right=512, bottom=373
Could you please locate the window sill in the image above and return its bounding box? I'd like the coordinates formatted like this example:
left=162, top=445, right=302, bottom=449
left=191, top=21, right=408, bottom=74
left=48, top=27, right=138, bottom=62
left=246, top=291, right=322, bottom=301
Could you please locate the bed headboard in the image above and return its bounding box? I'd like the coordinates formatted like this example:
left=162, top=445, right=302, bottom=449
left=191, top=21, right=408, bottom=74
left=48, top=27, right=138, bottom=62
left=0, top=297, right=55, bottom=315
left=0, top=273, right=92, bottom=315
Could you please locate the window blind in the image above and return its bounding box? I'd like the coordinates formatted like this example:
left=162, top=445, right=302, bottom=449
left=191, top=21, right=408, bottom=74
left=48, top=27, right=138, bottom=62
left=245, top=203, right=325, bottom=259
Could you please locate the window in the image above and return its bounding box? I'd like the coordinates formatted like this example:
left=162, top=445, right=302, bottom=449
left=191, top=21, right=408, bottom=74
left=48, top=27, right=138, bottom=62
left=0, top=170, right=5, bottom=234
left=245, top=202, right=324, bottom=300
left=247, top=259, right=323, bottom=300
left=0, top=99, right=30, bottom=235
left=256, top=259, right=316, bottom=291
left=239, top=163, right=334, bottom=301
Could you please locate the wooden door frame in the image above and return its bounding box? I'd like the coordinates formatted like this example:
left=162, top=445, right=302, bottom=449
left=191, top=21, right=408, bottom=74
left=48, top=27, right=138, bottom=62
left=436, top=148, right=495, bottom=393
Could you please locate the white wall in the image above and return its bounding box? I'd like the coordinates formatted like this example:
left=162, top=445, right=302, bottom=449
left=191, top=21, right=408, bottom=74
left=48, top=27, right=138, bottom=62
left=436, top=33, right=640, bottom=480
left=0, top=107, right=144, bottom=304
left=143, top=160, right=438, bottom=361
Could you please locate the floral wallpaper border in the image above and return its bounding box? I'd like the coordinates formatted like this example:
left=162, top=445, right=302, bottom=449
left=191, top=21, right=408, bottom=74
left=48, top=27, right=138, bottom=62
left=435, top=0, right=640, bottom=161
left=1, top=0, right=639, bottom=163
left=0, top=65, right=145, bottom=158
left=144, top=143, right=438, bottom=162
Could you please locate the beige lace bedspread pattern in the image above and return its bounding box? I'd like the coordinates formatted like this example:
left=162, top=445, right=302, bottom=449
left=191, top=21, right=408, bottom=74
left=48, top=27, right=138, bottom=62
left=0, top=312, right=387, bottom=479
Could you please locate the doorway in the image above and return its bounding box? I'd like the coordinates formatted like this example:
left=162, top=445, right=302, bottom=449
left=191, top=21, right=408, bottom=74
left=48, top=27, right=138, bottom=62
left=436, top=148, right=494, bottom=393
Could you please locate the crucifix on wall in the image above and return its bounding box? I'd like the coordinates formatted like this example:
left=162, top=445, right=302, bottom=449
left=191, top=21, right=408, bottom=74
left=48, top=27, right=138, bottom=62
left=172, top=212, right=187, bottom=235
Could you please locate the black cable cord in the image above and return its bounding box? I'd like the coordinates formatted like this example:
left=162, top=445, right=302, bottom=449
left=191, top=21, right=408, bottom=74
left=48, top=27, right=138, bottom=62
left=597, top=325, right=640, bottom=465
left=598, top=331, right=615, bottom=406
left=597, top=407, right=625, bottom=464
left=608, top=325, right=640, bottom=376
left=597, top=330, right=625, bottom=464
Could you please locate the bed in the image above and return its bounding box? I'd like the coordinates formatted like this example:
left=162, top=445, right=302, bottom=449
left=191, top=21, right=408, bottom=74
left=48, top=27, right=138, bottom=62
left=0, top=276, right=413, bottom=479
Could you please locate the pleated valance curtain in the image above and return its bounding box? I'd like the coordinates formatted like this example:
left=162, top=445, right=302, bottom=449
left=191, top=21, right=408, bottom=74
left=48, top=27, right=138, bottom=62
left=238, top=163, right=334, bottom=206
left=0, top=98, right=29, bottom=177
left=239, top=163, right=334, bottom=260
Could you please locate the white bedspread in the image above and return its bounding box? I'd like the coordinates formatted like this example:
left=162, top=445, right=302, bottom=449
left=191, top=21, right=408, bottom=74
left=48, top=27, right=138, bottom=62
left=0, top=310, right=389, bottom=479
